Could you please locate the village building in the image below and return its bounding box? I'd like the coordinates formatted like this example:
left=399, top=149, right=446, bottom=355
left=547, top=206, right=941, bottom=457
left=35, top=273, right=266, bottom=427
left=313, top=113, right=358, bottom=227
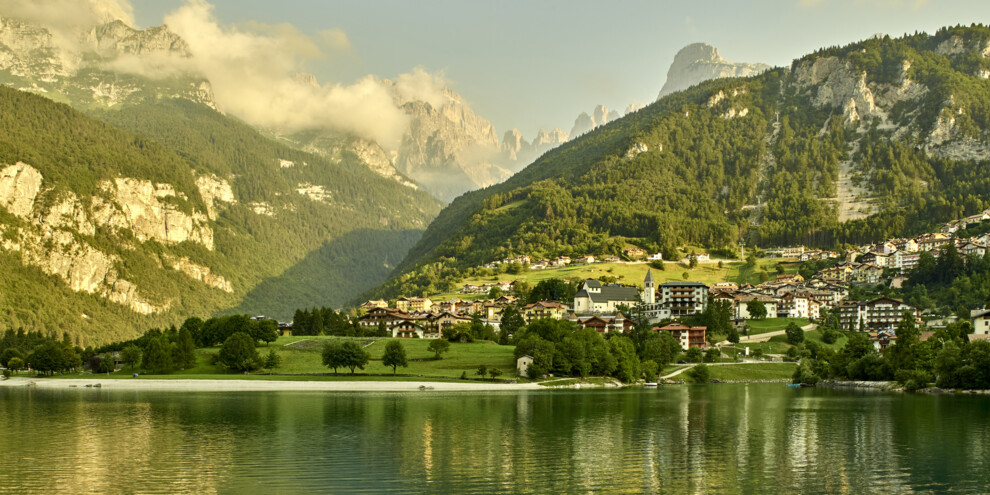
left=655, top=323, right=707, bottom=350
left=733, top=293, right=779, bottom=320
left=360, top=299, right=388, bottom=311
left=396, top=297, right=433, bottom=312
left=641, top=278, right=709, bottom=323
left=971, top=309, right=990, bottom=335
left=517, top=355, right=534, bottom=377
left=869, top=329, right=897, bottom=351
left=573, top=279, right=640, bottom=314
left=570, top=314, right=633, bottom=334
left=521, top=301, right=567, bottom=322
left=837, top=297, right=919, bottom=332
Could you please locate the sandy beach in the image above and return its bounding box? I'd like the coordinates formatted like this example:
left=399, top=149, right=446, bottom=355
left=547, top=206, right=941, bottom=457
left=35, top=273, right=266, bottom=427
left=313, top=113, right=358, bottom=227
left=0, top=376, right=544, bottom=392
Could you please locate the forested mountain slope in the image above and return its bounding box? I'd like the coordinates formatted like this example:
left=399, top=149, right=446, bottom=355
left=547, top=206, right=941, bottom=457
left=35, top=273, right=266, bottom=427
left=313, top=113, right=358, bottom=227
left=0, top=88, right=440, bottom=344
left=372, top=26, right=990, bottom=299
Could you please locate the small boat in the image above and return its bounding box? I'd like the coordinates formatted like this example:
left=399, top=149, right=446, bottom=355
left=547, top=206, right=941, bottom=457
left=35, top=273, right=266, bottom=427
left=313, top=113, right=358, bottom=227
left=644, top=382, right=659, bottom=387
left=800, top=383, right=816, bottom=388
left=785, top=383, right=802, bottom=388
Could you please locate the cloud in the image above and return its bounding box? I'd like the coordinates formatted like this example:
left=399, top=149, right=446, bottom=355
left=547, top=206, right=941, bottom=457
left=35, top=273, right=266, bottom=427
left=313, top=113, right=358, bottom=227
left=392, top=67, right=449, bottom=108
left=0, top=0, right=135, bottom=30
left=160, top=0, right=444, bottom=148
left=317, top=28, right=353, bottom=52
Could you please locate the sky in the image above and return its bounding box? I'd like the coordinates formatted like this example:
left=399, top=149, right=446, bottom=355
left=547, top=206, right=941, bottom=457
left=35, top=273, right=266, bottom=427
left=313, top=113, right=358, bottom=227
left=127, top=0, right=990, bottom=141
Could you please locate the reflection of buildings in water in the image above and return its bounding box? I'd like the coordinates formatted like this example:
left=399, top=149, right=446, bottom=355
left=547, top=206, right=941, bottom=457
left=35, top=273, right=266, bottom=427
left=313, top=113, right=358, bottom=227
left=422, top=418, right=434, bottom=479
left=51, top=393, right=233, bottom=494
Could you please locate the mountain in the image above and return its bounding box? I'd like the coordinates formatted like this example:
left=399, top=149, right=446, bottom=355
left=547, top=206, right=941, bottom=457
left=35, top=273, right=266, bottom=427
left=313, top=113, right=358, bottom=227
left=656, top=43, right=771, bottom=99
left=0, top=13, right=524, bottom=203
left=569, top=104, right=621, bottom=138
left=0, top=87, right=441, bottom=345
left=371, top=26, right=990, bottom=299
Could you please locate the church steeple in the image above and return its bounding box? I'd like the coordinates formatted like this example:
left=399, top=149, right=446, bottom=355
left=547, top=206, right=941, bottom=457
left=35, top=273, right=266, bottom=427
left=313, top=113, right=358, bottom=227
left=643, top=269, right=656, bottom=304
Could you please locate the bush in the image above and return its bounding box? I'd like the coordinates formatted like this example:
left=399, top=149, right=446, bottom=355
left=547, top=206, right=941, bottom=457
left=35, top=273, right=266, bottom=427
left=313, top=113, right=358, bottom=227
left=686, top=364, right=710, bottom=383
left=792, top=362, right=821, bottom=385
left=895, top=369, right=932, bottom=391
left=785, top=322, right=805, bottom=345
left=821, top=329, right=840, bottom=344
left=642, top=360, right=659, bottom=382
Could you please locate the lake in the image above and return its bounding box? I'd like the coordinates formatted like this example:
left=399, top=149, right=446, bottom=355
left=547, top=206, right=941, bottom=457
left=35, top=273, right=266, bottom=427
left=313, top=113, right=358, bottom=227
left=1, top=383, right=988, bottom=493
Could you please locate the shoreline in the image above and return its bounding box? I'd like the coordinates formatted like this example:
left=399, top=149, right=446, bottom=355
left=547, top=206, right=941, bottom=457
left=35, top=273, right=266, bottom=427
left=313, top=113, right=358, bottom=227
left=0, top=377, right=543, bottom=392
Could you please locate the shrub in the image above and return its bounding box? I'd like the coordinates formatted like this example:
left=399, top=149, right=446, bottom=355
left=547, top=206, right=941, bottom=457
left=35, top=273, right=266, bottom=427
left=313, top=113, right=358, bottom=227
left=686, top=364, right=710, bottom=383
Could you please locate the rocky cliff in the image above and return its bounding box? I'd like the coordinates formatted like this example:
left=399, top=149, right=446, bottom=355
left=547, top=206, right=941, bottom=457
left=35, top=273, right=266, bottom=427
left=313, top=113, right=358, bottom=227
left=656, top=43, right=770, bottom=99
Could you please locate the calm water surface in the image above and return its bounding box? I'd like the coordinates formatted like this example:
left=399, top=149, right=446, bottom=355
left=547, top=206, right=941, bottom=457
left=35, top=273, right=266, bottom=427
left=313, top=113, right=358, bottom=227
left=2, top=383, right=989, bottom=494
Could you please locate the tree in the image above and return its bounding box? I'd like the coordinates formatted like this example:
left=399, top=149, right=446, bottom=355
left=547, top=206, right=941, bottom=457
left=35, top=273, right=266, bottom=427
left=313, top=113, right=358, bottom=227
left=95, top=354, right=116, bottom=374
left=322, top=341, right=345, bottom=373
left=488, top=367, right=503, bottom=381
left=747, top=300, right=768, bottom=320
left=339, top=340, right=369, bottom=374
left=174, top=327, right=197, bottom=370
left=427, top=338, right=450, bottom=359
left=704, top=347, right=721, bottom=363
left=253, top=319, right=279, bottom=345
left=142, top=335, right=174, bottom=374
left=785, top=322, right=805, bottom=345
left=263, top=349, right=281, bottom=374
left=689, top=253, right=698, bottom=269
left=682, top=271, right=690, bottom=280
left=500, top=305, right=526, bottom=343
left=746, top=252, right=758, bottom=268
left=28, top=341, right=64, bottom=376
left=685, top=347, right=703, bottom=363
left=121, top=345, right=142, bottom=372
left=382, top=340, right=408, bottom=375
left=219, top=332, right=261, bottom=372
left=7, top=356, right=23, bottom=373
left=476, top=364, right=488, bottom=378
left=642, top=360, right=659, bottom=382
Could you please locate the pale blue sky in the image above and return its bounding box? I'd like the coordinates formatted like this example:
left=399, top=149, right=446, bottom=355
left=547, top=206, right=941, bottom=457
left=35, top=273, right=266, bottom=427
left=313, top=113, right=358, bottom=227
left=131, top=0, right=990, bottom=140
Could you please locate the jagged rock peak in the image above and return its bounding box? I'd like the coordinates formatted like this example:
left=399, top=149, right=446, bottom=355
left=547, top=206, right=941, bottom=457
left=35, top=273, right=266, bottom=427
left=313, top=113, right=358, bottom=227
left=569, top=105, right=617, bottom=138
left=656, top=42, right=771, bottom=100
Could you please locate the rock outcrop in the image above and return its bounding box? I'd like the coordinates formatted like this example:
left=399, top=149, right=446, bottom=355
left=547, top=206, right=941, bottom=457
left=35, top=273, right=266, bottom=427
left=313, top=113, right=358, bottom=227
left=569, top=104, right=619, bottom=138
left=0, top=15, right=215, bottom=109
left=657, top=43, right=770, bottom=99
left=0, top=162, right=244, bottom=314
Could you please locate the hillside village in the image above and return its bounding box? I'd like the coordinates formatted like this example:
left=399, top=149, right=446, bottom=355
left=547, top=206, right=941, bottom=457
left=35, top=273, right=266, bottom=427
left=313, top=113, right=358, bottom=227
left=351, top=211, right=990, bottom=353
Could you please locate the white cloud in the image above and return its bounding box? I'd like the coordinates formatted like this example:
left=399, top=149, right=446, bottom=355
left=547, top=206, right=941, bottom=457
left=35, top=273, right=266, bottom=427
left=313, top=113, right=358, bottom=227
left=161, top=0, right=445, bottom=148
left=0, top=0, right=135, bottom=29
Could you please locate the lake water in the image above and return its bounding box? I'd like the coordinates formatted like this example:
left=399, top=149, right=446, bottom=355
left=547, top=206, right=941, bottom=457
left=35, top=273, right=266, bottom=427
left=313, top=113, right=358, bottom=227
left=2, top=383, right=989, bottom=494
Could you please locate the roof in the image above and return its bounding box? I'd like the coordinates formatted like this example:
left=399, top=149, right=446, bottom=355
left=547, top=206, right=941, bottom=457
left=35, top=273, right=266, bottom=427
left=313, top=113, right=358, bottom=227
left=576, top=285, right=639, bottom=304
left=971, top=309, right=990, bottom=319
left=658, top=281, right=708, bottom=288
left=644, top=269, right=654, bottom=283
left=968, top=334, right=990, bottom=342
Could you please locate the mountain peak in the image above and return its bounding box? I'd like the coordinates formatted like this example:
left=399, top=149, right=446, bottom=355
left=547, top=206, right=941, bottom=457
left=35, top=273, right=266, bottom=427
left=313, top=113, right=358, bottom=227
left=656, top=42, right=770, bottom=99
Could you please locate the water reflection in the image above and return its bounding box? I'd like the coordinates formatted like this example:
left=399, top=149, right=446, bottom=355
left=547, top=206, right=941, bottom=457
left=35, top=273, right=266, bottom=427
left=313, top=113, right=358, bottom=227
left=1, top=385, right=988, bottom=493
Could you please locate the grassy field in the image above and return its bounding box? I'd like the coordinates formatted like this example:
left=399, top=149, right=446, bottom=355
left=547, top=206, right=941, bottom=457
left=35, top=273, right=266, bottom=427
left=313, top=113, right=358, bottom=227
left=744, top=318, right=811, bottom=335
left=706, top=363, right=798, bottom=381
left=433, top=260, right=799, bottom=300
left=68, top=336, right=517, bottom=381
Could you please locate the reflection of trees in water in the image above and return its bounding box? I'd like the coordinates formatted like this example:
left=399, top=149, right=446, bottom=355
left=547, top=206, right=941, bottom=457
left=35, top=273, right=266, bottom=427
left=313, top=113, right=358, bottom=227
left=3, top=386, right=990, bottom=493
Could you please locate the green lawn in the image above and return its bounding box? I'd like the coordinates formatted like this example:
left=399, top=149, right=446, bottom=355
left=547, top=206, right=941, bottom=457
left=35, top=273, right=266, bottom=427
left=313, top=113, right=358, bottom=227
left=60, top=336, right=517, bottom=381
left=706, top=363, right=798, bottom=381
left=745, top=318, right=811, bottom=335
left=433, top=260, right=796, bottom=301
